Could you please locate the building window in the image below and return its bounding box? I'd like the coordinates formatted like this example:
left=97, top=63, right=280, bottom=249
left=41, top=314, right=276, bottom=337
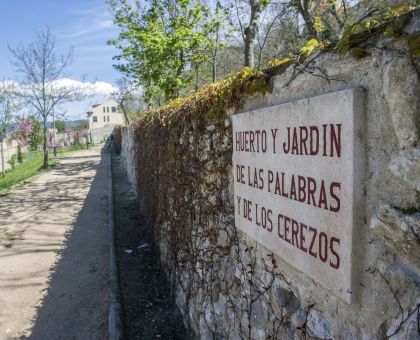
left=107, top=107, right=109, bottom=113
left=93, top=116, right=97, bottom=122
left=104, top=116, right=107, bottom=122
left=112, top=107, right=116, bottom=112
left=107, top=116, right=110, bottom=122
left=103, top=107, right=105, bottom=113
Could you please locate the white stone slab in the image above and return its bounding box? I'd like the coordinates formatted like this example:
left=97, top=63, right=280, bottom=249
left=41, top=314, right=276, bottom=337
left=232, top=88, right=365, bottom=303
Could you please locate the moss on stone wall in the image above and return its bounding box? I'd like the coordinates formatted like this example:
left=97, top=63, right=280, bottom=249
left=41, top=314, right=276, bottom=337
left=121, top=8, right=420, bottom=339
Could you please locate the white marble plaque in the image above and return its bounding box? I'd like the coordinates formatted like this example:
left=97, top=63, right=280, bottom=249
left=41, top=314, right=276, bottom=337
left=232, top=88, right=365, bottom=303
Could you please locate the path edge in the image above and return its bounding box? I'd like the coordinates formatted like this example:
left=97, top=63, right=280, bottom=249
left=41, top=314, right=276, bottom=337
left=108, top=146, right=124, bottom=340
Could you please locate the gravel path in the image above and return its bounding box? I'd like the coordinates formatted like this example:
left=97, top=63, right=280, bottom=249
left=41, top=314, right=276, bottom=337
left=112, top=151, right=189, bottom=339
left=0, top=146, right=109, bottom=340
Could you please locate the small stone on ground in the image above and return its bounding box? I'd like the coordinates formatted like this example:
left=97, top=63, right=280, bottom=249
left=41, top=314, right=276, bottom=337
left=112, top=151, right=189, bottom=339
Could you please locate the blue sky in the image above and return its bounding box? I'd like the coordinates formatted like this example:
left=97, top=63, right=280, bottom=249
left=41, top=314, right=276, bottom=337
left=0, top=0, right=123, bottom=120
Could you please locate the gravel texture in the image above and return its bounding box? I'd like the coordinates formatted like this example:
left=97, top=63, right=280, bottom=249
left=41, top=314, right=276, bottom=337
left=112, top=152, right=189, bottom=340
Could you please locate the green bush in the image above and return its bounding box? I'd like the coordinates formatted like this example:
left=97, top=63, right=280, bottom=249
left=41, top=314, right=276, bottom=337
left=8, top=155, right=17, bottom=169
left=17, top=145, right=23, bottom=164
left=28, top=116, right=43, bottom=151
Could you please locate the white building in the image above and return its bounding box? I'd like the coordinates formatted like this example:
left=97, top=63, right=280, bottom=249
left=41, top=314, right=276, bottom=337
left=86, top=99, right=126, bottom=130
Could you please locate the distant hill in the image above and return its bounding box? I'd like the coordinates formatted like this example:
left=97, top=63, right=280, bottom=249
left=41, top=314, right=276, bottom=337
left=64, top=120, right=88, bottom=129
left=47, top=120, right=88, bottom=130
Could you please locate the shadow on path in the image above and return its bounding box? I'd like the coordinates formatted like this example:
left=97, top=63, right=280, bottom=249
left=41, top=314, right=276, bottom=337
left=25, top=150, right=110, bottom=340
left=112, top=151, right=189, bottom=339
left=0, top=147, right=109, bottom=340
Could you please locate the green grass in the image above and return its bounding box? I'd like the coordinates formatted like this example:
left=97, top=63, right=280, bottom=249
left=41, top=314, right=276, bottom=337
left=0, top=152, right=45, bottom=191
left=0, top=144, right=90, bottom=192
left=57, top=143, right=90, bottom=155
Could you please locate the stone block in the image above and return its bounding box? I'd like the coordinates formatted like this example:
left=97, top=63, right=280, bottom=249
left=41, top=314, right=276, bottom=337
left=383, top=57, right=420, bottom=149
left=389, top=146, right=420, bottom=191
left=306, top=309, right=332, bottom=339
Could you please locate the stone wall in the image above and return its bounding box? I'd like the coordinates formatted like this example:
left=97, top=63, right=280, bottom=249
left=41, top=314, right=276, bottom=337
left=0, top=139, right=24, bottom=172
left=90, top=127, right=115, bottom=144
left=120, top=127, right=138, bottom=195
left=119, top=13, right=420, bottom=340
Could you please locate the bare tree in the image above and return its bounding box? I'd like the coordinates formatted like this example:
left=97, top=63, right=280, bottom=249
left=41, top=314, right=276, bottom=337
left=9, top=28, right=86, bottom=167
left=208, top=1, right=226, bottom=81
left=255, top=3, right=287, bottom=69
left=113, top=77, right=148, bottom=123
left=0, top=84, right=15, bottom=177
left=244, top=0, right=265, bottom=67
left=229, top=0, right=273, bottom=68
left=114, top=78, right=132, bottom=126
left=290, top=0, right=318, bottom=38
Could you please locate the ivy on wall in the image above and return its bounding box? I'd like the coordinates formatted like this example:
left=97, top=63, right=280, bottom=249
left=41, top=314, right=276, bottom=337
left=123, top=7, right=420, bottom=339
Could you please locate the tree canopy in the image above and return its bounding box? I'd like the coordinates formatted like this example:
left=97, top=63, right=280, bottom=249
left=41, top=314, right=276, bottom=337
left=55, top=120, right=66, bottom=133
left=108, top=0, right=221, bottom=105
left=9, top=28, right=86, bottom=167
left=108, top=0, right=420, bottom=110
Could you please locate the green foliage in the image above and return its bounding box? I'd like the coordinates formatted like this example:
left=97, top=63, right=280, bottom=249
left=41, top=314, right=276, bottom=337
left=0, top=152, right=45, bottom=191
left=108, top=0, right=221, bottom=105
left=266, top=38, right=329, bottom=70
left=390, top=3, right=418, bottom=16
left=259, top=0, right=270, bottom=8
left=28, top=116, right=42, bottom=151
left=127, top=4, right=420, bottom=131
left=132, top=5, right=418, bottom=124
left=0, top=145, right=88, bottom=191
left=337, top=6, right=418, bottom=57
left=58, top=143, right=88, bottom=154
left=267, top=57, right=291, bottom=68
left=124, top=10, right=420, bottom=326
left=17, top=145, right=23, bottom=164
left=134, top=66, right=271, bottom=130
left=408, top=35, right=420, bottom=58
left=7, top=155, right=16, bottom=170
left=299, top=38, right=328, bottom=57
left=289, top=0, right=315, bottom=11
left=55, top=120, right=65, bottom=133
left=350, top=47, right=369, bottom=59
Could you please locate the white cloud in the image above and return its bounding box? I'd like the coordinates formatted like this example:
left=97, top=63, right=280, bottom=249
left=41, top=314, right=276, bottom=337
left=68, top=7, right=109, bottom=17
left=52, top=78, right=118, bottom=96
left=57, top=19, right=114, bottom=40
left=2, top=78, right=118, bottom=97
left=84, top=80, right=118, bottom=96
left=1, top=78, right=119, bottom=120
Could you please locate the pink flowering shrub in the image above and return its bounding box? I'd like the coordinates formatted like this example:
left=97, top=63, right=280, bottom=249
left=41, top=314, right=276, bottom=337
left=19, top=119, right=33, bottom=137
left=15, top=118, right=33, bottom=148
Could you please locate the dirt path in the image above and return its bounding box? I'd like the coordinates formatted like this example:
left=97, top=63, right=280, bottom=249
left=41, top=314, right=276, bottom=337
left=112, top=152, right=188, bottom=339
left=0, top=146, right=109, bottom=340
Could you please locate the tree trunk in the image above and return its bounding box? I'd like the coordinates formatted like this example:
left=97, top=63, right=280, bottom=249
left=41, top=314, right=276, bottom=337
left=293, top=0, right=317, bottom=39
left=244, top=0, right=262, bottom=68
left=195, top=65, right=199, bottom=91
left=302, top=11, right=317, bottom=39
left=212, top=2, right=221, bottom=82
left=212, top=56, right=217, bottom=82
left=169, top=49, right=185, bottom=100
left=43, top=116, right=48, bottom=168
left=53, top=109, right=57, bottom=157
left=1, top=139, right=5, bottom=177
left=120, top=102, right=130, bottom=126
left=244, top=27, right=255, bottom=67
